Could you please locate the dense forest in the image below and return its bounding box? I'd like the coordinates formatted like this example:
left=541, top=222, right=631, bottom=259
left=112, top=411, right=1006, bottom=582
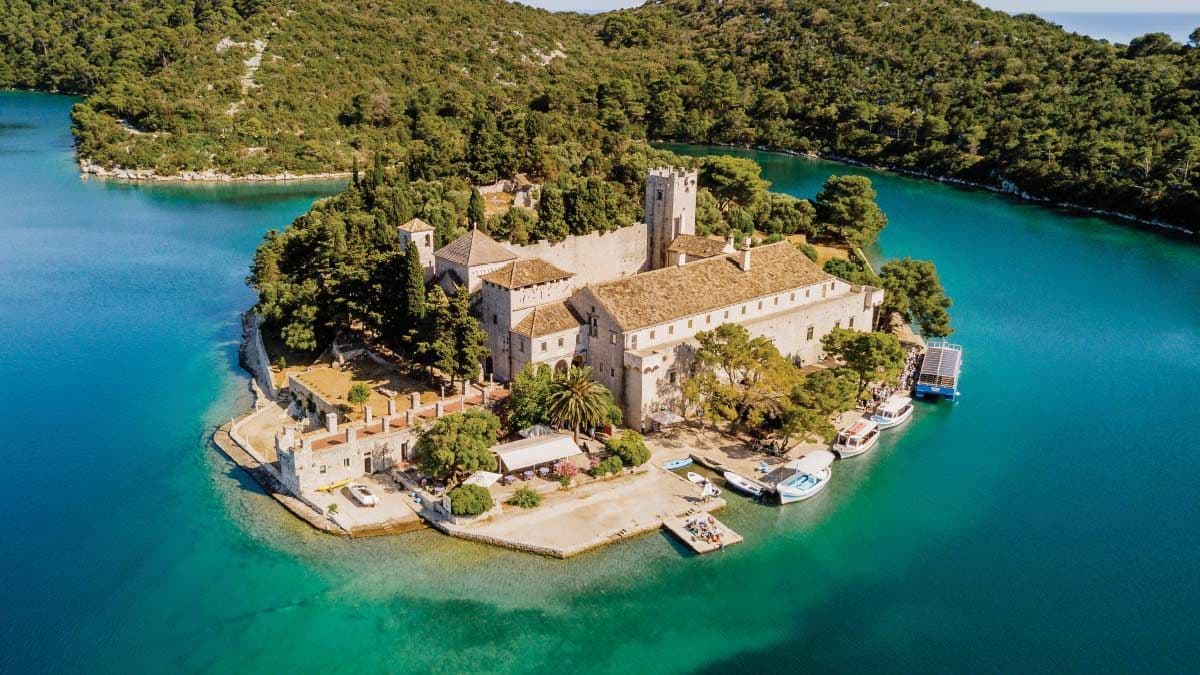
left=1, top=0, right=1197, bottom=233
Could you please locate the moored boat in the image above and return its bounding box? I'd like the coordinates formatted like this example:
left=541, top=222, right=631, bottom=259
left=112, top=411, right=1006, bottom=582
left=834, top=419, right=881, bottom=458
left=723, top=471, right=764, bottom=497
left=776, top=450, right=836, bottom=504
left=686, top=471, right=707, bottom=484
left=662, top=457, right=693, bottom=471
left=872, top=395, right=914, bottom=429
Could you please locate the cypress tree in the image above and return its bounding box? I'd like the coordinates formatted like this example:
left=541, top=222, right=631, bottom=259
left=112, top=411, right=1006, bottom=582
left=468, top=188, right=485, bottom=229
left=403, top=241, right=425, bottom=325
left=351, top=155, right=360, bottom=187
left=432, top=285, right=489, bottom=390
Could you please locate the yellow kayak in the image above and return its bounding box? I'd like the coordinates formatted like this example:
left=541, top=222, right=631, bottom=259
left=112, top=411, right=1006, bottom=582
left=316, top=478, right=353, bottom=493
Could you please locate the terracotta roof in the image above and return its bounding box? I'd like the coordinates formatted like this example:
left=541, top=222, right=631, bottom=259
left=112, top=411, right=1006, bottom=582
left=668, top=234, right=730, bottom=259
left=434, top=229, right=517, bottom=267
left=397, top=217, right=434, bottom=233
left=512, top=302, right=583, bottom=338
left=589, top=242, right=832, bottom=331
left=482, top=258, right=573, bottom=289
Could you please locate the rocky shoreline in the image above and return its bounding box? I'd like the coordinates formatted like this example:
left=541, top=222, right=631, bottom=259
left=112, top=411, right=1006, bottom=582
left=79, top=158, right=351, bottom=183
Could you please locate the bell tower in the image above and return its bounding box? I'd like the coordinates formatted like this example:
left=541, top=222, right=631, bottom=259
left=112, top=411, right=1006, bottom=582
left=645, top=167, right=698, bottom=270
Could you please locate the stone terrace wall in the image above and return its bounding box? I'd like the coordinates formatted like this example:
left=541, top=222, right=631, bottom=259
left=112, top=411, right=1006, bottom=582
left=505, top=222, right=650, bottom=289
left=240, top=313, right=277, bottom=400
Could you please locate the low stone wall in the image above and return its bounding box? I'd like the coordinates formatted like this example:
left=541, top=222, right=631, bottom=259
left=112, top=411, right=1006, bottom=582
left=239, top=313, right=277, bottom=400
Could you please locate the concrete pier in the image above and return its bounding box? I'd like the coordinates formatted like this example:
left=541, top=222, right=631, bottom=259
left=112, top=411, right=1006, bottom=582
left=663, top=514, right=743, bottom=554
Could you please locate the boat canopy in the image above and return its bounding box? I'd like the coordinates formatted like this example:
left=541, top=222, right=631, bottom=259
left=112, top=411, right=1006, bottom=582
left=917, top=341, right=963, bottom=388
left=518, top=423, right=556, bottom=438
left=787, top=450, right=836, bottom=475
left=842, top=419, right=879, bottom=438
left=648, top=410, right=685, bottom=426
left=877, top=396, right=912, bottom=415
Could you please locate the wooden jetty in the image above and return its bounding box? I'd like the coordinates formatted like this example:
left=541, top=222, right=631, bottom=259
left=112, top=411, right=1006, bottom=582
left=662, top=514, right=743, bottom=554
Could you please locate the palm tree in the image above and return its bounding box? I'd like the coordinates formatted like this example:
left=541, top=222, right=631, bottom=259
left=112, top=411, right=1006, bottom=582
left=546, top=367, right=610, bottom=443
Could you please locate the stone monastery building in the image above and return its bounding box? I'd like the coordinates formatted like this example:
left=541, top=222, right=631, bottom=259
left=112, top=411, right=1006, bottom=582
left=397, top=167, right=884, bottom=431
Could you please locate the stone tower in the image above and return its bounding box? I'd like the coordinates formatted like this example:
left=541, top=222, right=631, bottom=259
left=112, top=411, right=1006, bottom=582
left=397, top=217, right=436, bottom=282
left=645, top=167, right=698, bottom=270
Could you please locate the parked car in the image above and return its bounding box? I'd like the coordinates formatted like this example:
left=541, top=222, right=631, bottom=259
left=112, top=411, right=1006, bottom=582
left=347, top=483, right=378, bottom=507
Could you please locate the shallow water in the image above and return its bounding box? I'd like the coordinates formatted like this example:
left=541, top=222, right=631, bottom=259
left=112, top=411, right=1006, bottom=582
left=3, top=93, right=1199, bottom=674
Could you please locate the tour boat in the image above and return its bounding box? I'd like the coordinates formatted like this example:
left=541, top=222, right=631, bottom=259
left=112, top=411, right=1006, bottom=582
left=776, top=450, right=835, bottom=504
left=723, top=471, right=764, bottom=497
left=662, top=457, right=693, bottom=471
left=833, top=419, right=881, bottom=458
left=687, top=471, right=707, bottom=484
left=871, top=395, right=914, bottom=429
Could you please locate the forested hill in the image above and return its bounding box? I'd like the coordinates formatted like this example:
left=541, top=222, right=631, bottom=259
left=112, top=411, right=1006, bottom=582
left=1, top=0, right=1197, bottom=233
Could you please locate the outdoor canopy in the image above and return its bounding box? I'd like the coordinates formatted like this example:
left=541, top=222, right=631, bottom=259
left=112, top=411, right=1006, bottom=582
left=493, top=433, right=582, bottom=473
left=648, top=410, right=684, bottom=426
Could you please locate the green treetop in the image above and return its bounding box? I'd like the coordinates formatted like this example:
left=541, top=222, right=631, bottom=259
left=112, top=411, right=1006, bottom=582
left=820, top=328, right=905, bottom=395
left=431, top=285, right=489, bottom=390
left=879, top=258, right=953, bottom=337
left=468, top=188, right=485, bottom=229
left=700, top=155, right=769, bottom=212
left=547, top=367, right=612, bottom=442
left=414, top=409, right=500, bottom=486
left=815, top=175, right=888, bottom=248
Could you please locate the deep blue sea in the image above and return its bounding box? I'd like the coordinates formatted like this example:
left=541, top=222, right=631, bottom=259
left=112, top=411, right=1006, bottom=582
left=3, top=92, right=1200, bottom=674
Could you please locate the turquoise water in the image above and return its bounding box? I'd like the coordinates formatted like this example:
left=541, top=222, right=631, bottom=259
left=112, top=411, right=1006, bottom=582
left=3, top=93, right=1199, bottom=674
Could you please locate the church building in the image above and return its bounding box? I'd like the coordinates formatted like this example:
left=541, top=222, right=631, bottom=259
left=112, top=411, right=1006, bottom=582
left=404, top=168, right=884, bottom=431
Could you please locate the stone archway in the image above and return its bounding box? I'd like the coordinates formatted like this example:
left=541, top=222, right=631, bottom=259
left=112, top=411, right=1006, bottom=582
left=571, top=354, right=584, bottom=369
left=554, top=359, right=569, bottom=374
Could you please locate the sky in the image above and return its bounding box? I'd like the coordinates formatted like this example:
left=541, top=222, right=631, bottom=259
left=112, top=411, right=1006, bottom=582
left=516, top=1, right=1197, bottom=13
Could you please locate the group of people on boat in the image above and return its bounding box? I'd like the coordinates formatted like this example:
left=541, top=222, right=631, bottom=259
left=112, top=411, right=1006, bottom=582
left=684, top=515, right=725, bottom=546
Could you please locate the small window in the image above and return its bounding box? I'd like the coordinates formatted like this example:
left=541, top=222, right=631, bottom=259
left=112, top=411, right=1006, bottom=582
left=424, top=235, right=431, bottom=247
left=830, top=281, right=836, bottom=290
left=610, top=368, right=615, bottom=377
left=668, top=325, right=674, bottom=335
left=492, top=314, right=497, bottom=324
left=344, top=458, right=350, bottom=467
left=558, top=337, right=565, bottom=347
left=631, top=334, right=638, bottom=348
left=610, top=333, right=616, bottom=345
left=758, top=301, right=763, bottom=310
left=806, top=289, right=811, bottom=298
left=319, top=465, right=327, bottom=474
left=834, top=320, right=841, bottom=329
left=706, top=315, right=711, bottom=324
left=848, top=317, right=855, bottom=328
left=575, top=334, right=580, bottom=344
left=806, top=326, right=814, bottom=341
left=668, top=370, right=678, bottom=384
left=656, top=190, right=663, bottom=200
left=650, top=330, right=656, bottom=340
left=774, top=297, right=779, bottom=306
left=518, top=340, right=525, bottom=353
left=741, top=306, right=746, bottom=315
left=790, top=293, right=795, bottom=302
left=687, top=319, right=693, bottom=329
left=541, top=341, right=547, bottom=352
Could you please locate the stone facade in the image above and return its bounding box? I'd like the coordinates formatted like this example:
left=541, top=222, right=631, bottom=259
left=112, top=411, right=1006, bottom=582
left=424, top=167, right=884, bottom=431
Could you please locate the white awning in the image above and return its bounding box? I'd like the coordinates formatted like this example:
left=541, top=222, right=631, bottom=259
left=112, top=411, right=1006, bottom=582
left=786, top=450, right=836, bottom=475
left=463, top=471, right=502, bottom=488
left=493, top=434, right=582, bottom=473
left=648, top=410, right=684, bottom=426
left=518, top=423, right=556, bottom=438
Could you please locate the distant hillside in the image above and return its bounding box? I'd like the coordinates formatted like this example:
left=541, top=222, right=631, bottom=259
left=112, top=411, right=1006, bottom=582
left=1, top=0, right=1197, bottom=232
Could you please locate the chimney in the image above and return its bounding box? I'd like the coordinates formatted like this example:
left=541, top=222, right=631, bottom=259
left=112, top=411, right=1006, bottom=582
left=739, top=237, right=752, bottom=272
left=346, top=427, right=356, bottom=443
left=325, top=412, right=338, bottom=434
left=435, top=400, right=445, bottom=418
left=405, top=410, right=415, bottom=426
left=676, top=251, right=687, bottom=267
left=410, top=391, right=421, bottom=410
left=387, top=397, right=397, bottom=416
left=380, top=417, right=389, bottom=433
left=364, top=404, right=373, bottom=424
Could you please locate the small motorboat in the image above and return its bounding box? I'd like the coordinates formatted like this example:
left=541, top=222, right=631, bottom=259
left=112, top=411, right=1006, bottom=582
left=834, top=419, right=881, bottom=458
left=872, top=395, right=914, bottom=429
left=347, top=483, right=379, bottom=507
left=686, top=471, right=708, bottom=485
left=663, top=457, right=693, bottom=471
left=724, top=471, right=764, bottom=497
left=776, top=450, right=836, bottom=504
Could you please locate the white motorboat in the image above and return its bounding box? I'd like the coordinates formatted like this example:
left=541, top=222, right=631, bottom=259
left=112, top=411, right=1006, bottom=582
left=776, top=450, right=835, bottom=504
left=724, top=471, right=764, bottom=497
left=662, top=457, right=693, bottom=470
left=686, top=471, right=707, bottom=485
left=833, top=419, right=881, bottom=458
left=347, top=483, right=378, bottom=507
left=871, top=395, right=914, bottom=429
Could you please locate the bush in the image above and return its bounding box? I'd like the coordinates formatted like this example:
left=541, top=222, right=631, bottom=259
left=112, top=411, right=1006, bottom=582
left=448, top=484, right=493, bottom=516
left=592, top=456, right=624, bottom=477
left=506, top=486, right=542, bottom=509
left=605, top=430, right=650, bottom=467
left=347, top=382, right=371, bottom=405
left=553, top=460, right=579, bottom=478
left=558, top=475, right=573, bottom=489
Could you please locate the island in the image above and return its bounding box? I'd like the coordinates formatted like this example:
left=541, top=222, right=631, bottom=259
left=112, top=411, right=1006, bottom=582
left=215, top=151, right=955, bottom=557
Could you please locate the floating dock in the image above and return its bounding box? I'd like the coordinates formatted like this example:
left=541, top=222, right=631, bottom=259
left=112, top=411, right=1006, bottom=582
left=662, top=514, right=743, bottom=554
left=915, top=340, right=963, bottom=401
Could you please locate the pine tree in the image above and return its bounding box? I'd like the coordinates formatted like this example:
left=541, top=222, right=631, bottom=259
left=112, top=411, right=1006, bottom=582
left=536, top=186, right=568, bottom=242
left=468, top=188, right=485, bottom=229
left=432, top=285, right=489, bottom=391
left=351, top=155, right=360, bottom=188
